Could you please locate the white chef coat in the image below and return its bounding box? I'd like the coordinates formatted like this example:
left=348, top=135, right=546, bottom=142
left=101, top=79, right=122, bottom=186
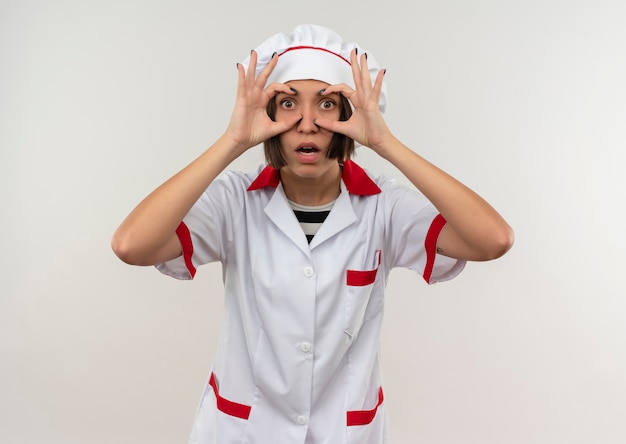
left=157, top=159, right=465, bottom=444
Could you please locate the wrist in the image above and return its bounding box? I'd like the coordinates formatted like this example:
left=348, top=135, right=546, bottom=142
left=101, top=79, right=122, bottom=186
left=369, top=133, right=401, bottom=160
left=218, top=132, right=253, bottom=157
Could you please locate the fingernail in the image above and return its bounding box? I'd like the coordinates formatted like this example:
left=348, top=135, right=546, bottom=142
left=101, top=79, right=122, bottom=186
left=250, top=49, right=254, bottom=55
left=236, top=63, right=240, bottom=69
left=364, top=53, right=368, bottom=60
left=290, top=87, right=297, bottom=93
left=271, top=52, right=277, bottom=58
left=355, top=48, right=358, bottom=55
left=317, top=88, right=326, bottom=95
left=383, top=69, right=387, bottom=75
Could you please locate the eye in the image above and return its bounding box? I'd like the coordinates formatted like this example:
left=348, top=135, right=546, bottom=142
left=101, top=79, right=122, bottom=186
left=280, top=99, right=296, bottom=110
left=320, top=99, right=336, bottom=110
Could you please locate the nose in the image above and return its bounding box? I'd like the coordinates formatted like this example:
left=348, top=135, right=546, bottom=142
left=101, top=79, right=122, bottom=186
left=297, top=107, right=319, bottom=134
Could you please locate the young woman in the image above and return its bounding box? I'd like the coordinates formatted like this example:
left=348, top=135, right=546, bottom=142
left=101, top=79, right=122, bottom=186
left=112, top=24, right=513, bottom=444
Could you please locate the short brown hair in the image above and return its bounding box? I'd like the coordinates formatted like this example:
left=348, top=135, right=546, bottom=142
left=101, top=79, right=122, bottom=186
left=263, top=95, right=355, bottom=168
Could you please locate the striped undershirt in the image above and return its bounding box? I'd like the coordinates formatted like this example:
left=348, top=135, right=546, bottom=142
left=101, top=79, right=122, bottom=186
left=287, top=198, right=337, bottom=243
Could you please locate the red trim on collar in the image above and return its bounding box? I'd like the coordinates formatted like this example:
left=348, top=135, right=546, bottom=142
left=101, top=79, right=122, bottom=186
left=247, top=165, right=281, bottom=190
left=341, top=160, right=381, bottom=195
left=246, top=160, right=381, bottom=196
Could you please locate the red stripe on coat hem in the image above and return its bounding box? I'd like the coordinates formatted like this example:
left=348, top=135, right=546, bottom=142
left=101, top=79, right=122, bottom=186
left=347, top=387, right=384, bottom=426
left=209, top=373, right=251, bottom=420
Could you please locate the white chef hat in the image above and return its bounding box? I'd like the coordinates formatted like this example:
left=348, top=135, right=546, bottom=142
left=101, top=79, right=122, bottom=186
left=241, top=24, right=387, bottom=112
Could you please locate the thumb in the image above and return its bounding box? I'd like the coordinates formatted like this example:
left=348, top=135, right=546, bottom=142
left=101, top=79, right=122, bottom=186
left=269, top=114, right=303, bottom=138
left=314, top=117, right=348, bottom=135
left=276, top=115, right=302, bottom=133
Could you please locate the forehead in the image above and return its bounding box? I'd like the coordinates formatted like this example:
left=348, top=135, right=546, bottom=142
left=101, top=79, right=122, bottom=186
left=284, top=79, right=331, bottom=91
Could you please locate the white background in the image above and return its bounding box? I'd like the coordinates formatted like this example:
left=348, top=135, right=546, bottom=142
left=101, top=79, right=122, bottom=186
left=2, top=0, right=625, bottom=443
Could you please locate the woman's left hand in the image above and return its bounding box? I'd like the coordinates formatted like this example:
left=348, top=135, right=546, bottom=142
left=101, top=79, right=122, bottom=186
left=314, top=49, right=394, bottom=155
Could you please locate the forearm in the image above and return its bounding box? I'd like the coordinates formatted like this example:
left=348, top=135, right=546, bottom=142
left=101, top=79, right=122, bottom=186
left=111, top=135, right=246, bottom=265
left=377, top=136, right=514, bottom=261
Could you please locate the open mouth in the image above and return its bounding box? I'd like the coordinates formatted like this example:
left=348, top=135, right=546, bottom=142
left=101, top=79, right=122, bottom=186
left=297, top=146, right=319, bottom=154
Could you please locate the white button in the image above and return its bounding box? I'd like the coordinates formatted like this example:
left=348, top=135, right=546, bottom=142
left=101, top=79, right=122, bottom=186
left=300, top=342, right=312, bottom=353
left=303, top=266, right=314, bottom=277
left=296, top=415, right=307, bottom=425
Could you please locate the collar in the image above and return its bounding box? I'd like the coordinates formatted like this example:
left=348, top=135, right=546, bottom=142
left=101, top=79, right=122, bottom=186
left=246, top=159, right=381, bottom=195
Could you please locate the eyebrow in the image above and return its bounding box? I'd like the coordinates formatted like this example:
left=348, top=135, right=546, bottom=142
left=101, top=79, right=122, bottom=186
left=277, top=87, right=340, bottom=100
left=290, top=88, right=331, bottom=96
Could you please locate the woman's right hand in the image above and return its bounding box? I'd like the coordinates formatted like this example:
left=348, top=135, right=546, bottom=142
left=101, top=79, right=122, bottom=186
left=112, top=52, right=302, bottom=267
left=225, top=50, right=302, bottom=152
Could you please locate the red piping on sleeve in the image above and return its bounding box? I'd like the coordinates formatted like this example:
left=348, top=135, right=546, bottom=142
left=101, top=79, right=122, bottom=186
left=209, top=373, right=252, bottom=420
left=347, top=387, right=384, bottom=426
left=175, top=222, right=196, bottom=279
left=423, top=214, right=447, bottom=284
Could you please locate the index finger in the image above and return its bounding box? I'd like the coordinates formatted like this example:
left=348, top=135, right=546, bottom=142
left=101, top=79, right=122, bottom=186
left=250, top=50, right=279, bottom=88
left=349, top=48, right=364, bottom=92
left=319, top=83, right=355, bottom=100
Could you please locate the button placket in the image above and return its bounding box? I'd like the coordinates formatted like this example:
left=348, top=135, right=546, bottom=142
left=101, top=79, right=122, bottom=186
left=295, top=263, right=314, bottom=432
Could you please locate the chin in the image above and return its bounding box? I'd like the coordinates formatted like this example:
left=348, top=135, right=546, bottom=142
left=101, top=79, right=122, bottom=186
left=283, top=162, right=337, bottom=179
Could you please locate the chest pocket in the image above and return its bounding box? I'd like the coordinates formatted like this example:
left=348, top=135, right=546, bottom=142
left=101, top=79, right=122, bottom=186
left=344, top=250, right=382, bottom=340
